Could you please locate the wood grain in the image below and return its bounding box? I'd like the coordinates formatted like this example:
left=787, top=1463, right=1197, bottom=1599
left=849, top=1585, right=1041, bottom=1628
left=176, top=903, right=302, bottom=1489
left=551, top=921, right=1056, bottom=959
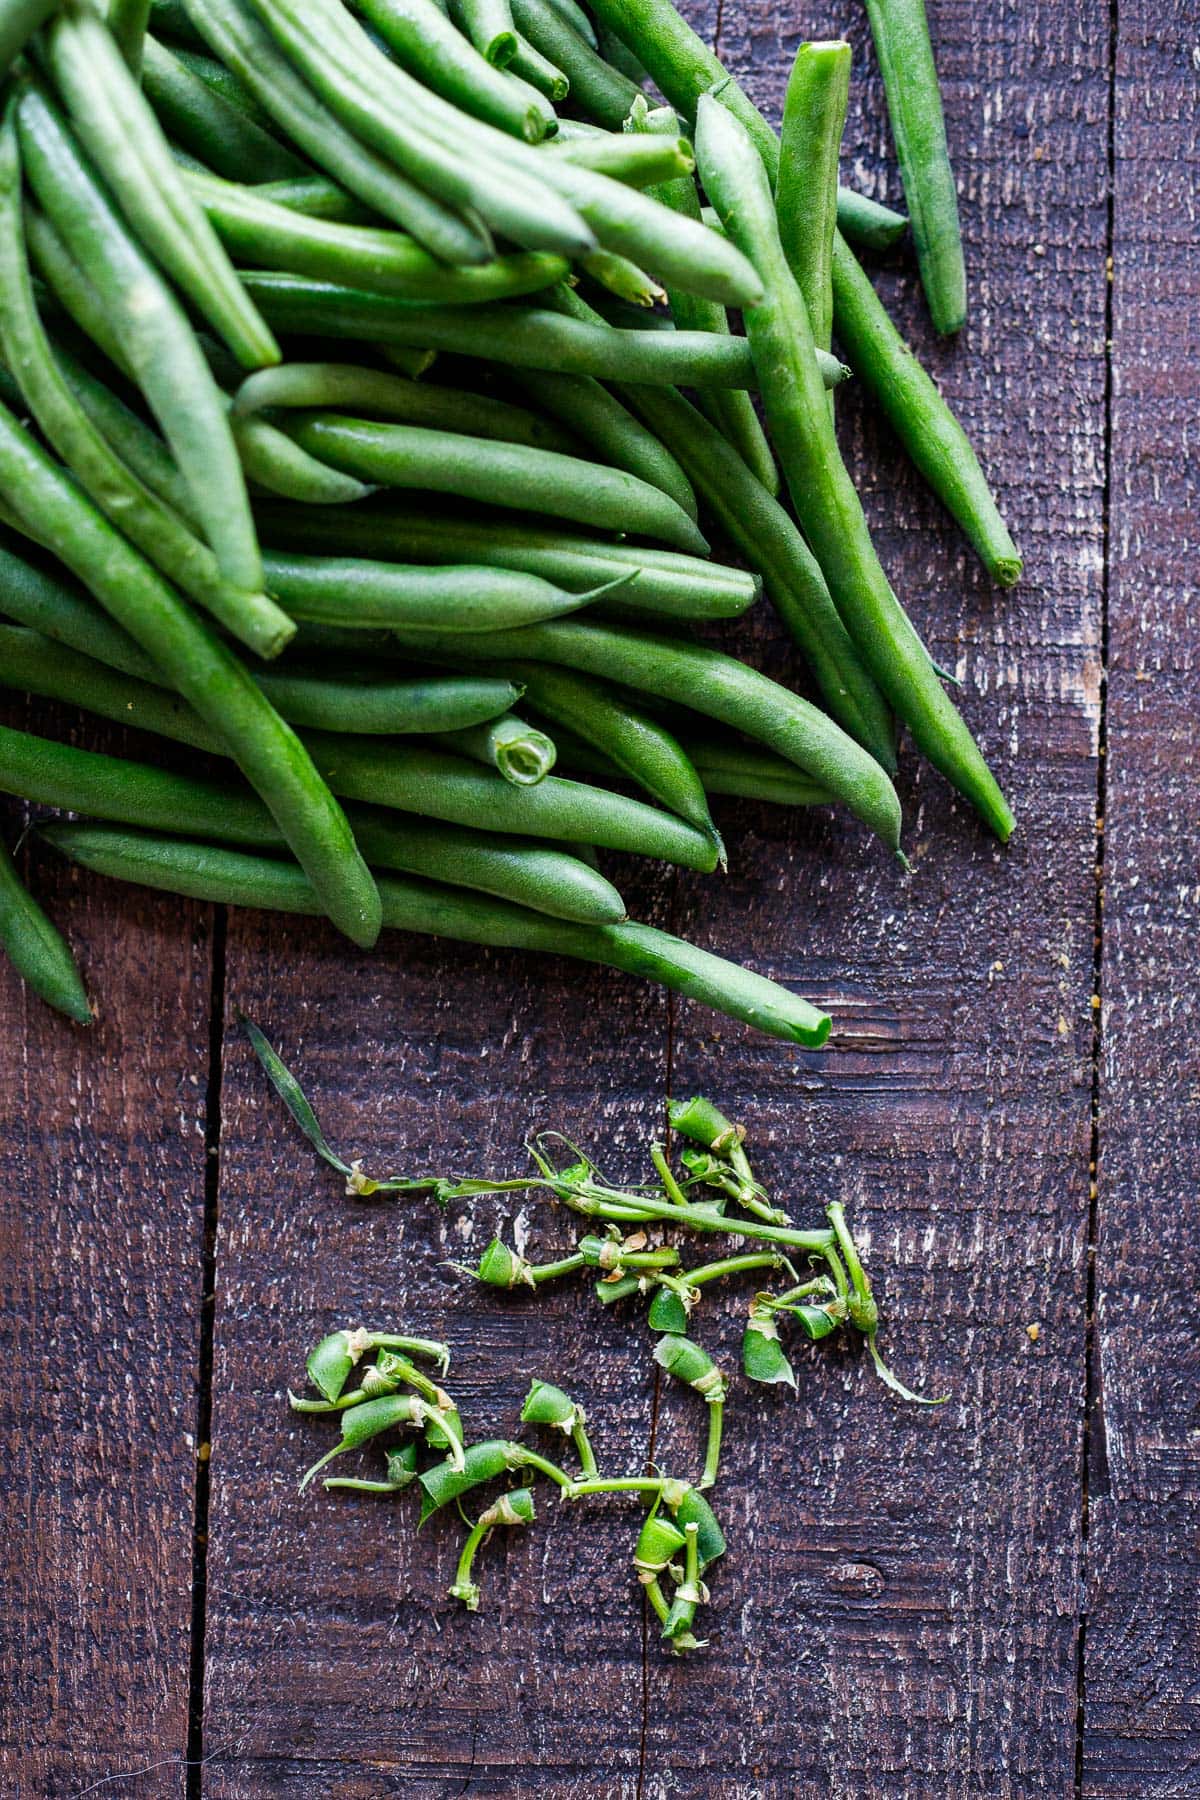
left=0, top=701, right=213, bottom=1799
left=1082, top=5, right=1200, bottom=1791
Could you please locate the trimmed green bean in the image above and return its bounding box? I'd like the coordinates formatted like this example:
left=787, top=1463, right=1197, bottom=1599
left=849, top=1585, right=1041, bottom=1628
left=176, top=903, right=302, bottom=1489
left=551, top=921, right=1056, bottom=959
left=863, top=0, right=965, bottom=333
left=508, top=31, right=568, bottom=101
left=777, top=41, right=850, bottom=360
left=0, top=0, right=57, bottom=76
left=0, top=833, right=91, bottom=1022
left=437, top=712, right=557, bottom=786
left=543, top=128, right=695, bottom=189
left=254, top=502, right=760, bottom=622
left=281, top=414, right=711, bottom=554
left=836, top=186, right=907, bottom=251
left=46, top=826, right=833, bottom=1045
left=45, top=6, right=279, bottom=371
left=831, top=231, right=1020, bottom=585
left=349, top=0, right=554, bottom=142
left=0, top=726, right=625, bottom=923
left=380, top=617, right=903, bottom=849
left=696, top=94, right=1011, bottom=840
left=234, top=363, right=575, bottom=455
left=0, top=419, right=382, bottom=943
left=17, top=85, right=263, bottom=593
left=141, top=34, right=307, bottom=180
left=182, top=0, right=493, bottom=262
left=510, top=0, right=638, bottom=126
left=447, top=0, right=518, bottom=65
left=509, top=367, right=696, bottom=518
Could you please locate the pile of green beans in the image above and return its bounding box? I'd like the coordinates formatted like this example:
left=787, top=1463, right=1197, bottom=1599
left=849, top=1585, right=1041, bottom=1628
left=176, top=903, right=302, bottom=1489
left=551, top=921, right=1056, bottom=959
left=0, top=0, right=1021, bottom=1042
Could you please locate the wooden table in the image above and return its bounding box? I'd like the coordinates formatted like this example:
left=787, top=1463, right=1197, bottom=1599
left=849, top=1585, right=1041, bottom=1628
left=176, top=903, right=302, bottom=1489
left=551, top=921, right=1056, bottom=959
left=2, top=0, right=1196, bottom=1793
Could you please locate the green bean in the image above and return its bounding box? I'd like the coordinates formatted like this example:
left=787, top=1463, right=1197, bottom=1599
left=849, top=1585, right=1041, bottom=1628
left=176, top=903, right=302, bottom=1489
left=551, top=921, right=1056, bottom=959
left=777, top=41, right=850, bottom=362
left=234, top=364, right=575, bottom=455
left=437, top=712, right=557, bottom=786
left=508, top=31, right=568, bottom=100
left=447, top=0, right=517, bottom=64
left=380, top=617, right=903, bottom=849
left=107, top=0, right=153, bottom=74
left=232, top=414, right=376, bottom=504
left=0, top=422, right=382, bottom=943
left=255, top=502, right=759, bottom=622
left=578, top=246, right=663, bottom=308
left=242, top=275, right=837, bottom=390
left=836, top=186, right=907, bottom=252
left=508, top=367, right=696, bottom=518
left=250, top=173, right=366, bottom=222
left=538, top=0, right=595, bottom=44
left=0, top=128, right=295, bottom=659
left=45, top=7, right=279, bottom=371
left=830, top=231, right=1020, bottom=585
left=378, top=345, right=437, bottom=380
left=543, top=128, right=695, bottom=189
left=16, top=86, right=263, bottom=593
left=150, top=0, right=207, bottom=46
left=510, top=0, right=638, bottom=126
left=348, top=0, right=554, bottom=142
left=621, top=386, right=895, bottom=771
left=624, top=98, right=777, bottom=497
left=0, top=726, right=626, bottom=923
left=261, top=549, right=606, bottom=631
left=0, top=832, right=91, bottom=1023
left=170, top=42, right=283, bottom=126
left=503, top=661, right=720, bottom=850
left=560, top=729, right=833, bottom=807
left=184, top=168, right=569, bottom=305
left=141, top=35, right=311, bottom=182
left=281, top=413, right=711, bottom=554
left=53, top=346, right=202, bottom=527
left=46, top=826, right=832, bottom=1044
left=0, top=0, right=57, bottom=77
left=245, top=0, right=593, bottom=257
left=695, top=94, right=1011, bottom=840
left=182, top=0, right=493, bottom=262
left=22, top=205, right=134, bottom=381
left=863, top=0, right=965, bottom=333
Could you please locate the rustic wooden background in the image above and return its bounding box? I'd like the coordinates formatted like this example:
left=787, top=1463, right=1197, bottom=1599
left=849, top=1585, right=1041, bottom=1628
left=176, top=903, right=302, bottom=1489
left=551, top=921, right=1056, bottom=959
left=2, top=0, right=1196, bottom=1793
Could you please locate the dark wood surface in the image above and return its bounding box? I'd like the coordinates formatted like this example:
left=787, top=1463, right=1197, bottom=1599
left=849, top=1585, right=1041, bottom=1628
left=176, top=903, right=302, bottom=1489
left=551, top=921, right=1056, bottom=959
left=0, top=0, right=1193, bottom=1793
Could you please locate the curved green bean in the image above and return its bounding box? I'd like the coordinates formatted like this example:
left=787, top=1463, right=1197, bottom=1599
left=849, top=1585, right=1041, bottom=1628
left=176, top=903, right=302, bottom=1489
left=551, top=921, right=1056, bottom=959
left=141, top=33, right=307, bottom=183
left=509, top=367, right=696, bottom=518
left=254, top=502, right=760, bottom=621
left=232, top=414, right=375, bottom=504
left=551, top=720, right=833, bottom=807
left=508, top=32, right=568, bottom=101
left=16, top=85, right=262, bottom=592
left=349, top=0, right=553, bottom=142
left=836, top=186, right=907, bottom=251
left=437, top=711, right=558, bottom=786
left=281, top=414, right=711, bottom=554
left=831, top=231, right=1020, bottom=585
left=0, top=833, right=91, bottom=1022
left=543, top=129, right=695, bottom=190
left=578, top=246, right=663, bottom=308
left=777, top=41, right=850, bottom=360
left=46, top=826, right=832, bottom=1044
left=262, top=549, right=607, bottom=632
left=696, top=94, right=1011, bottom=839
left=0, top=726, right=625, bottom=923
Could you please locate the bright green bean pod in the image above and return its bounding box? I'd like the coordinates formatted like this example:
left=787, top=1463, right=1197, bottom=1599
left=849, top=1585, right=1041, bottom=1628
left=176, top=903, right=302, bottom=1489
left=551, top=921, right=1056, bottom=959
left=383, top=617, right=902, bottom=849
left=863, top=0, right=965, bottom=334
left=542, top=128, right=696, bottom=190
left=447, top=0, right=517, bottom=64
left=696, top=96, right=1011, bottom=840
left=0, top=726, right=627, bottom=924
left=16, top=85, right=263, bottom=593
left=255, top=502, right=760, bottom=622
left=508, top=31, right=567, bottom=101
left=45, top=827, right=832, bottom=1045
left=510, top=0, right=639, bottom=126
left=777, top=40, right=851, bottom=360
left=141, top=33, right=307, bottom=182
left=232, top=414, right=375, bottom=504
left=508, top=367, right=696, bottom=518
left=831, top=231, right=1021, bottom=585
left=260, top=550, right=612, bottom=632
left=437, top=712, right=558, bottom=787
left=181, top=0, right=493, bottom=262
left=234, top=363, right=575, bottom=455
left=579, top=246, right=664, bottom=309
left=0, top=428, right=382, bottom=945
left=281, top=414, right=711, bottom=554
left=836, top=186, right=907, bottom=251
left=0, top=834, right=91, bottom=1023
left=349, top=0, right=553, bottom=142
left=0, top=0, right=57, bottom=76
left=185, top=168, right=569, bottom=304
left=45, top=6, right=279, bottom=370
left=107, top=0, right=152, bottom=71
left=507, top=660, right=721, bottom=851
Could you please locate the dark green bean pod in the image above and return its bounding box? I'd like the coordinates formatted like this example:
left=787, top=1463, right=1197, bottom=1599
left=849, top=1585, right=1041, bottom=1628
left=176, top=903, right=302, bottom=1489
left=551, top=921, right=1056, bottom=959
left=44, top=827, right=834, bottom=1044
left=508, top=367, right=696, bottom=518
left=0, top=725, right=628, bottom=924
left=0, top=834, right=91, bottom=1023
left=254, top=501, right=760, bottom=622
left=280, top=414, right=711, bottom=554
left=509, top=0, right=639, bottom=126
left=232, top=413, right=374, bottom=504
left=0, top=0, right=58, bottom=75
left=182, top=0, right=494, bottom=262
left=835, top=186, right=907, bottom=252
left=140, top=32, right=307, bottom=183
left=260, top=550, right=613, bottom=632
left=831, top=231, right=1021, bottom=585
left=378, top=617, right=903, bottom=851
left=185, top=169, right=569, bottom=305
left=44, top=6, right=279, bottom=370
left=437, top=712, right=558, bottom=787
left=234, top=363, right=575, bottom=455
left=349, top=0, right=554, bottom=142
left=554, top=723, right=833, bottom=809
left=696, top=96, right=1012, bottom=841
left=16, top=86, right=262, bottom=594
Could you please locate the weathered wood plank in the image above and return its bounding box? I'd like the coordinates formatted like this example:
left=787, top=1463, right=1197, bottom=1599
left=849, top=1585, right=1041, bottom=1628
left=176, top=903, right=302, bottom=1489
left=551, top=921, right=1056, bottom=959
left=1082, top=7, right=1200, bottom=1792
left=0, top=701, right=212, bottom=1799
